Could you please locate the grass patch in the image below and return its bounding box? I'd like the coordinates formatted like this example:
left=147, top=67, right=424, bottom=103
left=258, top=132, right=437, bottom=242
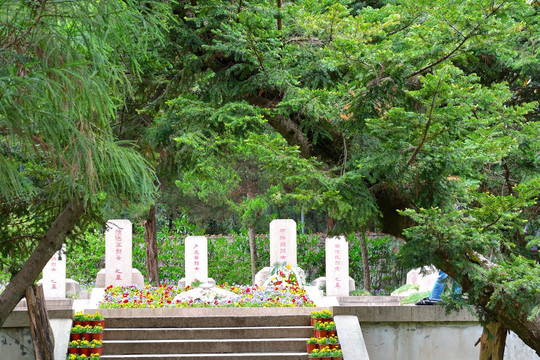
left=401, top=291, right=430, bottom=304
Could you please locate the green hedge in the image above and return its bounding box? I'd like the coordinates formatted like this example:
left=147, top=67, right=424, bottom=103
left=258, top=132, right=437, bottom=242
left=65, top=221, right=406, bottom=293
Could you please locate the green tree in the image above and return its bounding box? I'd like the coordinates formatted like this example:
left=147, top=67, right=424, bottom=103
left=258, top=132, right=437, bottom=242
left=0, top=0, right=168, bottom=326
left=140, top=0, right=539, bottom=354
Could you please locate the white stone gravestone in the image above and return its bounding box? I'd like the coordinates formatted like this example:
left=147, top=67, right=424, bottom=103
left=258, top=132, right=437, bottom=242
left=185, top=236, right=208, bottom=286
left=42, top=245, right=66, bottom=298
left=325, top=236, right=350, bottom=296
left=105, top=219, right=133, bottom=286
left=269, top=219, right=297, bottom=266
left=391, top=266, right=439, bottom=296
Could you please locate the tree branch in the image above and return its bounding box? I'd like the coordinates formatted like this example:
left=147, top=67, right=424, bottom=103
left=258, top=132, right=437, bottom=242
left=409, top=1, right=508, bottom=78
left=0, top=198, right=86, bottom=327
left=407, top=69, right=445, bottom=166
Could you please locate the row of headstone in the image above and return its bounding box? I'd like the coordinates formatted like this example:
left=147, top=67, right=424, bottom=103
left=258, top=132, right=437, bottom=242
left=40, top=218, right=353, bottom=298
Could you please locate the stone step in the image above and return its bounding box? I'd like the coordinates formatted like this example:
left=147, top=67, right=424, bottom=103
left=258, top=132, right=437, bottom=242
left=105, top=325, right=313, bottom=340
left=100, top=352, right=308, bottom=360
left=337, top=296, right=404, bottom=306
left=105, top=315, right=310, bottom=329
left=103, top=338, right=308, bottom=355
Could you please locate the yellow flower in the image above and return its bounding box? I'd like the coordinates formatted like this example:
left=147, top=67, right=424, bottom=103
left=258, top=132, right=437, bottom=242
left=286, top=264, right=292, bottom=270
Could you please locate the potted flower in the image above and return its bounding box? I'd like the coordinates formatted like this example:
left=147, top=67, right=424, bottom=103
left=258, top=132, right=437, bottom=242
left=91, top=312, right=105, bottom=327
left=81, top=313, right=93, bottom=327
left=70, top=325, right=85, bottom=341
left=308, top=348, right=320, bottom=359
left=313, top=321, right=328, bottom=338
left=90, top=325, right=104, bottom=341
left=327, top=335, right=339, bottom=350
left=317, top=336, right=329, bottom=349
left=325, top=321, right=337, bottom=336
left=306, top=337, right=317, bottom=353
left=310, top=310, right=322, bottom=326
left=318, top=346, right=333, bottom=360
left=78, top=340, right=91, bottom=356
left=319, top=309, right=333, bottom=323
left=90, top=354, right=101, bottom=359
left=81, top=325, right=93, bottom=341
left=90, top=339, right=103, bottom=356
left=73, top=311, right=85, bottom=326
left=68, top=340, right=79, bottom=355
left=66, top=354, right=78, bottom=360
left=332, top=348, right=343, bottom=360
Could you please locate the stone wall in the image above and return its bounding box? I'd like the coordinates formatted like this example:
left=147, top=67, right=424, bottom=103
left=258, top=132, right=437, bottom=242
left=0, top=300, right=74, bottom=360
left=334, top=305, right=539, bottom=360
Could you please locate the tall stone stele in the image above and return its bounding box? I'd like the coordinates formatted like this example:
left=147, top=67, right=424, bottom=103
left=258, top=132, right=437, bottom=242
left=178, top=236, right=216, bottom=288
left=42, top=245, right=66, bottom=298
left=269, top=219, right=297, bottom=266
left=96, top=219, right=144, bottom=287
left=255, top=219, right=300, bottom=286
left=325, top=236, right=350, bottom=296
left=105, top=219, right=133, bottom=286
left=185, top=236, right=208, bottom=285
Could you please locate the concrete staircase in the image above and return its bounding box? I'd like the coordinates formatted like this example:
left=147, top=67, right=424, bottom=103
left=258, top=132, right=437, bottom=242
left=100, top=314, right=312, bottom=359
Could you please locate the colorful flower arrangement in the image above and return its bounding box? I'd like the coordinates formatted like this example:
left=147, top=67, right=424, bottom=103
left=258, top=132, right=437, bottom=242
left=98, top=283, right=315, bottom=308
left=263, top=263, right=307, bottom=288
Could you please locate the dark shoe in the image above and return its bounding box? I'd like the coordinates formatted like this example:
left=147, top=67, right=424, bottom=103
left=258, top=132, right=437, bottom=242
left=415, top=297, right=440, bottom=305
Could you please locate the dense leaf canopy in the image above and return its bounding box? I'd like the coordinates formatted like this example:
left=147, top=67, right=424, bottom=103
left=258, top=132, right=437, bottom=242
left=136, top=0, right=539, bottom=352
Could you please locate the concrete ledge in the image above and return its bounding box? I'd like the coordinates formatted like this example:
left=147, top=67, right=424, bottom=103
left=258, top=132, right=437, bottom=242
left=3, top=302, right=74, bottom=328
left=333, top=305, right=478, bottom=323
left=95, top=306, right=327, bottom=318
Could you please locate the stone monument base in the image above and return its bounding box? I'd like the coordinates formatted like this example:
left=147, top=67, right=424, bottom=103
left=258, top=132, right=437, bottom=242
left=36, top=278, right=81, bottom=298
left=254, top=267, right=272, bottom=287
left=95, top=268, right=145, bottom=287
left=178, top=278, right=216, bottom=288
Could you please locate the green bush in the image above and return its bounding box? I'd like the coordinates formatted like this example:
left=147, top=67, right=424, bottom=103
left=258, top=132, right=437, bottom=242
left=349, top=233, right=407, bottom=294
left=66, top=230, right=105, bottom=289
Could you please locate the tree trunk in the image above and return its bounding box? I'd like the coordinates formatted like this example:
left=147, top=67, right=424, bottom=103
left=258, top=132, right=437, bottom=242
left=0, top=198, right=86, bottom=327
left=248, top=227, right=258, bottom=284
left=144, top=205, right=159, bottom=285
left=479, top=322, right=507, bottom=360
left=25, top=284, right=55, bottom=360
left=359, top=230, right=371, bottom=292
